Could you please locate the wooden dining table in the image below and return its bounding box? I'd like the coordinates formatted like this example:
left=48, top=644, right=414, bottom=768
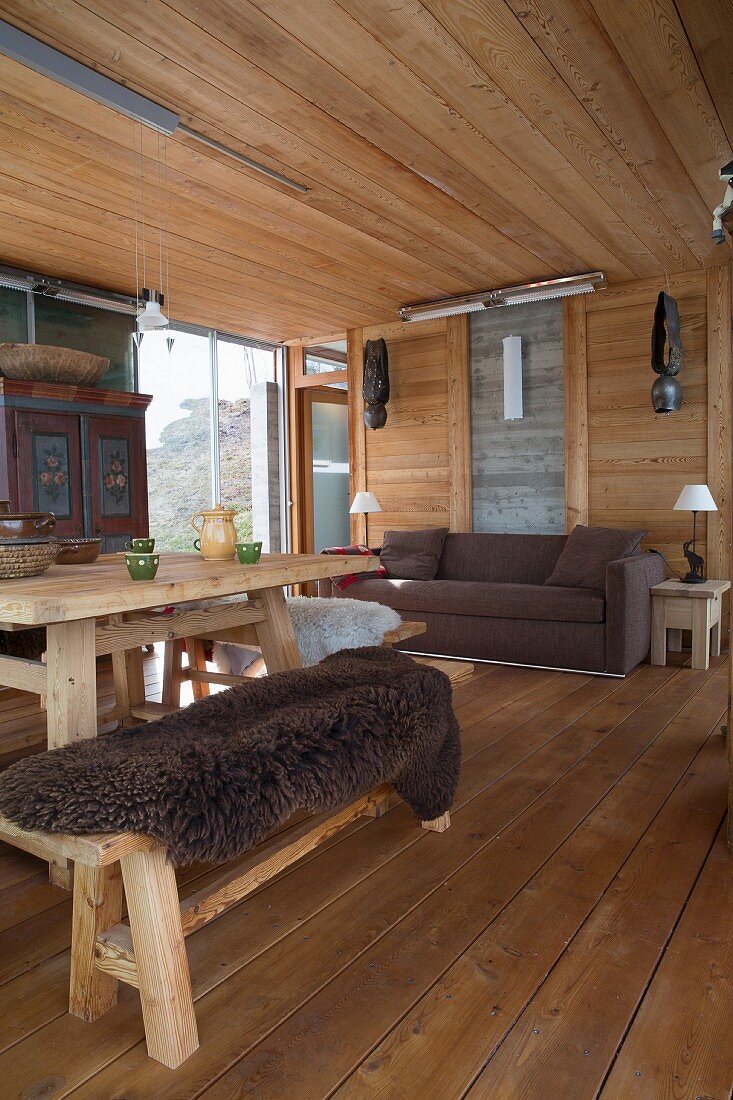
left=0, top=551, right=377, bottom=884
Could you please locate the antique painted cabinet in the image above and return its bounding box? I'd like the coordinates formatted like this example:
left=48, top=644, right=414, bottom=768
left=0, top=379, right=152, bottom=552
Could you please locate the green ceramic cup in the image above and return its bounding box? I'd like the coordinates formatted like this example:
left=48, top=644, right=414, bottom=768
left=235, top=541, right=263, bottom=565
left=125, top=552, right=160, bottom=580
left=126, top=537, right=155, bottom=553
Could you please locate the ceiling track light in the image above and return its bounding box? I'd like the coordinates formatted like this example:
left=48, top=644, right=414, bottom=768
left=399, top=272, right=606, bottom=322
left=0, top=18, right=308, bottom=194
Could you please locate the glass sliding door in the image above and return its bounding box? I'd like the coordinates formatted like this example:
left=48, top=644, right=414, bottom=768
left=303, top=390, right=350, bottom=552
left=216, top=337, right=275, bottom=542
left=138, top=328, right=213, bottom=551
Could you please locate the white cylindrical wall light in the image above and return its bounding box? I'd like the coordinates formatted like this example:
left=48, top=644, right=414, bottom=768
left=503, top=335, right=523, bottom=420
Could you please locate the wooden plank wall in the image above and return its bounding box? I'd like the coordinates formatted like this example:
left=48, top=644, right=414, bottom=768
left=575, top=267, right=731, bottom=583
left=329, top=265, right=731, bottom=590
left=351, top=319, right=449, bottom=548
left=346, top=317, right=471, bottom=548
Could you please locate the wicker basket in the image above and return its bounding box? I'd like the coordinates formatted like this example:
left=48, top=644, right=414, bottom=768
left=0, top=540, right=61, bottom=579
left=0, top=344, right=111, bottom=387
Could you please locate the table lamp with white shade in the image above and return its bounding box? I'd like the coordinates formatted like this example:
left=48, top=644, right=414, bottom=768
left=673, top=484, right=717, bottom=583
left=349, top=492, right=382, bottom=516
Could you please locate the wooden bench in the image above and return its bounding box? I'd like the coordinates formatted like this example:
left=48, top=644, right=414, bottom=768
left=0, top=783, right=449, bottom=1068
left=160, top=618, right=431, bottom=707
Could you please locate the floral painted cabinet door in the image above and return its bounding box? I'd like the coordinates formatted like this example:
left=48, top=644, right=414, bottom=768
left=15, top=411, right=85, bottom=537
left=87, top=414, right=149, bottom=553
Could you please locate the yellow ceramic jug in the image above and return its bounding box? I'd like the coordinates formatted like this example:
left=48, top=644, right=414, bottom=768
left=191, top=504, right=238, bottom=560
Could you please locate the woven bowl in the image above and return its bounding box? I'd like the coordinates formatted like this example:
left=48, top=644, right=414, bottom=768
left=0, top=540, right=61, bottom=579
left=0, top=344, right=111, bottom=387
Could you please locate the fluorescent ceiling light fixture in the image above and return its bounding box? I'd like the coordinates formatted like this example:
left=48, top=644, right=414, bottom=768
left=53, top=290, right=137, bottom=315
left=0, top=264, right=138, bottom=313
left=399, top=272, right=606, bottom=322
left=0, top=19, right=307, bottom=193
left=0, top=271, right=34, bottom=292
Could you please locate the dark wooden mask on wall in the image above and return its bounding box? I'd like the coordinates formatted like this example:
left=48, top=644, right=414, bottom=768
left=651, top=291, right=684, bottom=414
left=363, top=338, right=390, bottom=429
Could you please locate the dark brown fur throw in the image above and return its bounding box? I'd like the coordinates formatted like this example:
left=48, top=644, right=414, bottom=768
left=0, top=627, right=45, bottom=660
left=0, top=647, right=461, bottom=865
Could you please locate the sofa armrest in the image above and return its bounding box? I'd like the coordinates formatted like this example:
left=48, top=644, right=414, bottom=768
left=605, top=552, right=667, bottom=674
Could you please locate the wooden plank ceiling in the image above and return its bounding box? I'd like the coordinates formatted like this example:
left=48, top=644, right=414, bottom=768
left=0, top=0, right=730, bottom=343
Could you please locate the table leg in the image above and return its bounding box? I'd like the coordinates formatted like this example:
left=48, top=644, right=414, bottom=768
left=250, top=587, right=302, bottom=673
left=691, top=599, right=711, bottom=670
left=186, top=638, right=210, bottom=701
left=46, top=619, right=97, bottom=887
left=650, top=599, right=666, bottom=666
left=120, top=646, right=147, bottom=727
left=162, top=638, right=185, bottom=708
left=667, top=629, right=682, bottom=652
left=711, top=617, right=721, bottom=658
left=46, top=620, right=97, bottom=748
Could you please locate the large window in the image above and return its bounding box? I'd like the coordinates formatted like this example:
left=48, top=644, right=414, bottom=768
left=0, top=287, right=28, bottom=342
left=34, top=296, right=135, bottom=391
left=138, top=327, right=277, bottom=552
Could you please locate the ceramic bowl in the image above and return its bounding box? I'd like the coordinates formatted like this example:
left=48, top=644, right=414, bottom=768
left=55, top=537, right=102, bottom=565
left=125, top=552, right=160, bottom=581
left=0, top=512, right=56, bottom=539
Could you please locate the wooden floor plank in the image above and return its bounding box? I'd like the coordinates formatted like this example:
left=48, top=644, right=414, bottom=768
left=185, top=666, right=723, bottom=1100
left=465, top=725, right=727, bottom=1098
left=0, top=654, right=727, bottom=1100
left=600, top=823, right=733, bottom=1100
left=62, top=665, right=718, bottom=1099
left=333, top=667, right=729, bottom=1099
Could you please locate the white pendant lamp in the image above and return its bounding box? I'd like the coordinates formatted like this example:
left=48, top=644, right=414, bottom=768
left=136, top=288, right=168, bottom=331
left=349, top=492, right=382, bottom=514
left=503, top=335, right=523, bottom=420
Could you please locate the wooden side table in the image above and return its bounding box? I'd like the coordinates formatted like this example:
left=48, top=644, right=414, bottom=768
left=650, top=578, right=731, bottom=670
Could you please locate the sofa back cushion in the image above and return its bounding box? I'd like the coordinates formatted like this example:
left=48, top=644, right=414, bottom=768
left=436, top=532, right=568, bottom=585
left=544, top=524, right=647, bottom=591
left=380, top=527, right=448, bottom=580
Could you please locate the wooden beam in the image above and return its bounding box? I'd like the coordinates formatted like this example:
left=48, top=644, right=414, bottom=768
left=563, top=295, right=589, bottom=530
left=446, top=314, right=472, bottom=532
left=287, top=346, right=305, bottom=555
left=0, top=654, right=46, bottom=695
left=293, top=369, right=348, bottom=388
left=347, top=327, right=367, bottom=545
left=94, top=601, right=266, bottom=655
left=178, top=784, right=393, bottom=937
left=706, top=262, right=732, bottom=634
left=0, top=815, right=156, bottom=867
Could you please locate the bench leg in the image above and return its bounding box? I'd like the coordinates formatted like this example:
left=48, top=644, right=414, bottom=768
left=70, top=863, right=123, bottom=1020
left=364, top=792, right=391, bottom=818
left=121, top=847, right=199, bottom=1069
left=422, top=812, right=451, bottom=833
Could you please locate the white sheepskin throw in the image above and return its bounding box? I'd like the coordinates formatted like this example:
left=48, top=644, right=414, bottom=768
left=214, top=596, right=402, bottom=674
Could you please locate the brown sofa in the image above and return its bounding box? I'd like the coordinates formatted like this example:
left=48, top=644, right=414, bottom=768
left=318, top=532, right=666, bottom=675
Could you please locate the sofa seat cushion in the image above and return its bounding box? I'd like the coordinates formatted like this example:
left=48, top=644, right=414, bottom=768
left=346, top=578, right=605, bottom=624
